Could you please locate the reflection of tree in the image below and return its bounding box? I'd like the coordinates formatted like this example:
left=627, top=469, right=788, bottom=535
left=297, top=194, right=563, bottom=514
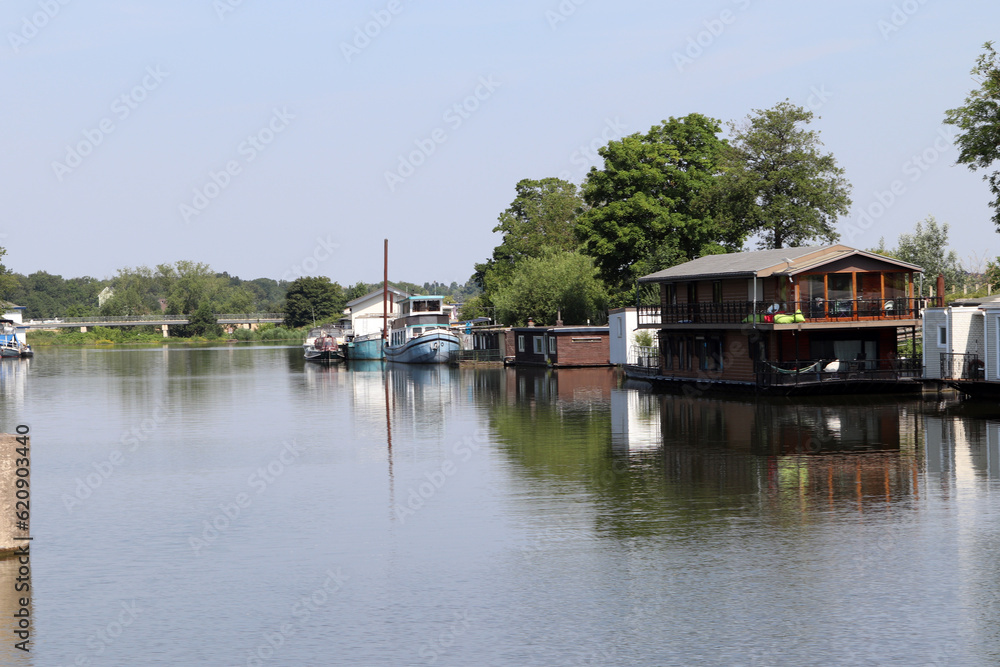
left=490, top=375, right=926, bottom=540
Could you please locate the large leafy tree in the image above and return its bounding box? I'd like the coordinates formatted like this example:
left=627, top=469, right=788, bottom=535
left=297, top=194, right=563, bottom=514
left=492, top=250, right=608, bottom=326
left=575, top=114, right=737, bottom=297
left=474, top=177, right=583, bottom=303
left=283, top=277, right=346, bottom=328
left=945, top=41, right=1000, bottom=231
left=716, top=101, right=852, bottom=249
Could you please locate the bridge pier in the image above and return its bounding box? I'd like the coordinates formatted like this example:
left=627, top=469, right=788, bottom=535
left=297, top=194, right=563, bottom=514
left=161, top=324, right=169, bottom=338
left=79, top=327, right=87, bottom=333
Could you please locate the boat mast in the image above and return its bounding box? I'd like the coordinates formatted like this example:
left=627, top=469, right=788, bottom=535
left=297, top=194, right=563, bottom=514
left=382, top=239, right=388, bottom=342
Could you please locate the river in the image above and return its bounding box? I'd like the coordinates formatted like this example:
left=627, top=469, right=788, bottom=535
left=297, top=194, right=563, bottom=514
left=0, top=344, right=996, bottom=665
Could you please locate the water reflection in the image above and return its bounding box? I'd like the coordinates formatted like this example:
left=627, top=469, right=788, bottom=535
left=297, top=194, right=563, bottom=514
left=0, top=359, right=29, bottom=406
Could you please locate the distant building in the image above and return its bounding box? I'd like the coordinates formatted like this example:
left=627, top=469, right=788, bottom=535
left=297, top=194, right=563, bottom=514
left=98, top=287, right=115, bottom=307
left=1, top=303, right=25, bottom=324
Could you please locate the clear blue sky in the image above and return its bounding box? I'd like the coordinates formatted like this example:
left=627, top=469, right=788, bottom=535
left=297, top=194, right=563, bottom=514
left=1, top=0, right=996, bottom=285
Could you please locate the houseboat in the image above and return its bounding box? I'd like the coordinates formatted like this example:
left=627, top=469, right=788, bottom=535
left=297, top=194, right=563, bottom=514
left=385, top=295, right=460, bottom=364
left=922, top=293, right=1000, bottom=397
left=0, top=320, right=31, bottom=358
left=507, top=325, right=611, bottom=367
left=630, top=245, right=925, bottom=394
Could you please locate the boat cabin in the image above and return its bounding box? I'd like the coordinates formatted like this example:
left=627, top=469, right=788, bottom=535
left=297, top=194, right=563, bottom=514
left=389, top=295, right=452, bottom=347
left=634, top=245, right=926, bottom=392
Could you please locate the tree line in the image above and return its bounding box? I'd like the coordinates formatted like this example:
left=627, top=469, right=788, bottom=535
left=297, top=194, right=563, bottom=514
left=464, top=42, right=1000, bottom=327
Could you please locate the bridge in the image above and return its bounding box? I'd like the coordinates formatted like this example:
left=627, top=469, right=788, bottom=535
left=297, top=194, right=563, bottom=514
left=22, top=313, right=286, bottom=336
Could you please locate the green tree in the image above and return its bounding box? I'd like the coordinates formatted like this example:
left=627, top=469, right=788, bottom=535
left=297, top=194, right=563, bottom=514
left=492, top=251, right=607, bottom=326
left=945, top=42, right=1000, bottom=231
left=100, top=266, right=159, bottom=316
left=283, top=277, right=346, bottom=328
left=0, top=248, right=21, bottom=302
left=892, top=216, right=962, bottom=292
left=184, top=301, right=223, bottom=338
left=575, top=114, right=737, bottom=297
left=475, top=178, right=584, bottom=300
left=716, top=100, right=852, bottom=249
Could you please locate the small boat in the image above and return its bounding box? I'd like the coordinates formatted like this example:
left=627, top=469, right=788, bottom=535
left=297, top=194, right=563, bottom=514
left=343, top=332, right=386, bottom=361
left=385, top=296, right=460, bottom=364
left=303, top=324, right=347, bottom=363
left=0, top=320, right=31, bottom=358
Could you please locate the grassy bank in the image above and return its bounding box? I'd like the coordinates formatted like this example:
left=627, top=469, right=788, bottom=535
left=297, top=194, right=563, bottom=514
left=27, top=324, right=306, bottom=346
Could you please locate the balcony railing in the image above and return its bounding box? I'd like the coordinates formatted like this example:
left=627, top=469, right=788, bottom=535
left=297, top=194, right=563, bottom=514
left=940, top=353, right=984, bottom=380
left=638, top=298, right=928, bottom=327
left=756, top=358, right=922, bottom=388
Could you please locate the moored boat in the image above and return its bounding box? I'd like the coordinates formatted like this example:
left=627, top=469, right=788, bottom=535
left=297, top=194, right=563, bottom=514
left=0, top=320, right=31, bottom=358
left=303, top=324, right=347, bottom=363
left=343, top=332, right=386, bottom=361
left=385, top=295, right=460, bottom=364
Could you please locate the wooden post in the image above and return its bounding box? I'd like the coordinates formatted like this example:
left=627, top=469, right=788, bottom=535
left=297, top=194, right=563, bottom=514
left=0, top=433, right=29, bottom=556
left=382, top=240, right=389, bottom=342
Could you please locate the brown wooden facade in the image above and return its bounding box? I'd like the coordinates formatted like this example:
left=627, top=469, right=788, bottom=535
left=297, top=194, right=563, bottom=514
left=508, top=326, right=610, bottom=367
left=634, top=246, right=925, bottom=391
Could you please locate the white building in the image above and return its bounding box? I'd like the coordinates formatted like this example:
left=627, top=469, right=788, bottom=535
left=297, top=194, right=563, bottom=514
left=923, top=297, right=995, bottom=380
left=343, top=286, right=407, bottom=337
left=608, top=307, right=639, bottom=365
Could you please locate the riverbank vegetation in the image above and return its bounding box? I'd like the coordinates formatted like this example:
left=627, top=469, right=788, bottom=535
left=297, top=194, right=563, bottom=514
left=27, top=323, right=307, bottom=347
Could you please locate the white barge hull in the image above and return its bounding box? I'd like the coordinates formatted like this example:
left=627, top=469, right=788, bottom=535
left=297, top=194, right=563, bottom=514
left=385, top=331, right=459, bottom=364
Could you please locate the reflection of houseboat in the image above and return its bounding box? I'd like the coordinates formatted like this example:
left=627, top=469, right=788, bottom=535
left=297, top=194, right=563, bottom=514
left=923, top=294, right=1000, bottom=397
left=385, top=296, right=460, bottom=364
left=0, top=320, right=31, bottom=358
left=631, top=245, right=925, bottom=394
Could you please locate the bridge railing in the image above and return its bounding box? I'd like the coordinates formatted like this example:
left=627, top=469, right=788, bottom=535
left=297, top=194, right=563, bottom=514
left=23, top=313, right=285, bottom=325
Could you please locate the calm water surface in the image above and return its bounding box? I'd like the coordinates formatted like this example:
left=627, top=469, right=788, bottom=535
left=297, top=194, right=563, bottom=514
left=0, top=345, right=998, bottom=665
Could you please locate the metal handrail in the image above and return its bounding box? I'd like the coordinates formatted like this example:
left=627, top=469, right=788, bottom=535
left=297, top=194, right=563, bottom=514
left=638, top=298, right=924, bottom=326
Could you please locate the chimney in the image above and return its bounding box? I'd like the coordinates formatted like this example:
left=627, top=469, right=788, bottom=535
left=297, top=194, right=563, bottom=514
left=936, top=273, right=945, bottom=307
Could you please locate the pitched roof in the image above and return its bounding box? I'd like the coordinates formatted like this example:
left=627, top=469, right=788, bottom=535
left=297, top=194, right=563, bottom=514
left=344, top=285, right=408, bottom=309
left=637, top=245, right=923, bottom=282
